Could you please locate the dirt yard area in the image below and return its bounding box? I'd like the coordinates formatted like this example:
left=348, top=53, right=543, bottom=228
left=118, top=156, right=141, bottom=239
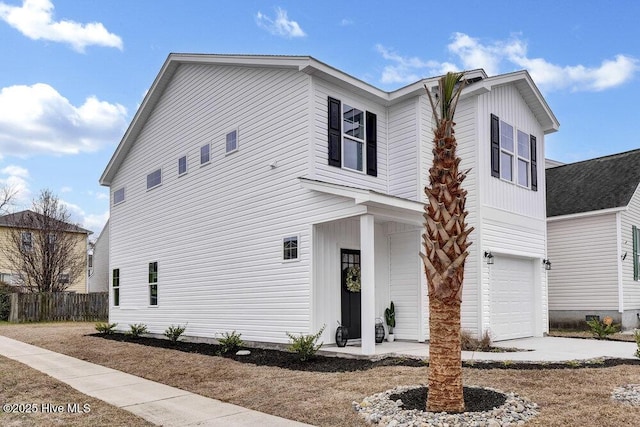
left=1, top=322, right=639, bottom=426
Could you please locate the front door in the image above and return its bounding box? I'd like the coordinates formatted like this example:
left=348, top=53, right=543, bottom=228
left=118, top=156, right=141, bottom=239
left=340, top=249, right=361, bottom=339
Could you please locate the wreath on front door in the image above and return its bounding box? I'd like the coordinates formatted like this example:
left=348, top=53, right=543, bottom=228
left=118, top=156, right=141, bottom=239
left=345, top=266, right=361, bottom=293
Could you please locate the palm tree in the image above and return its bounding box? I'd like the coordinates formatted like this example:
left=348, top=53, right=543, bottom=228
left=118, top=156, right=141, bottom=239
left=421, top=72, right=473, bottom=412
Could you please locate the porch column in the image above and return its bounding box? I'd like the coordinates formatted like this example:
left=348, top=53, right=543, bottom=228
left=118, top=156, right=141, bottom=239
left=360, top=214, right=375, bottom=355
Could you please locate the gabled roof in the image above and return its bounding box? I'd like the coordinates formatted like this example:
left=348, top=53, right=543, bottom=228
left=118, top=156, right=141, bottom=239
left=100, top=53, right=559, bottom=186
left=0, top=210, right=91, bottom=234
left=546, top=149, right=640, bottom=217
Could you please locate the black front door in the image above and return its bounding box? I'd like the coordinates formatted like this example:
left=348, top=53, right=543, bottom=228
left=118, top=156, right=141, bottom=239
left=340, top=249, right=361, bottom=339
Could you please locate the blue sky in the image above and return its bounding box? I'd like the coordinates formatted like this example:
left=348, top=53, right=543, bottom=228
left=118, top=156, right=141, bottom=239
left=0, top=0, right=638, bottom=235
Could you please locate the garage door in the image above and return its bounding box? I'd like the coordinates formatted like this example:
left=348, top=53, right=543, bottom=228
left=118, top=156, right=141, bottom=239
left=490, top=256, right=535, bottom=341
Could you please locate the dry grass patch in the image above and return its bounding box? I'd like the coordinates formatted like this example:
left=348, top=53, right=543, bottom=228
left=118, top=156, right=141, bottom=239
left=549, top=329, right=636, bottom=342
left=1, top=323, right=640, bottom=427
left=0, top=355, right=153, bottom=427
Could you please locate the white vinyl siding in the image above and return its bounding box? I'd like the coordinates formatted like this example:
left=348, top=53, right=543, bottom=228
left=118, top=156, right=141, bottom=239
left=109, top=64, right=319, bottom=341
left=389, top=231, right=420, bottom=340
left=388, top=97, right=419, bottom=200
left=620, top=186, right=640, bottom=310
left=547, top=214, right=619, bottom=311
left=479, top=85, right=546, bottom=218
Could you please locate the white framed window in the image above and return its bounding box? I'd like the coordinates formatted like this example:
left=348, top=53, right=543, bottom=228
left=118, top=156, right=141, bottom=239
left=21, top=232, right=33, bottom=252
left=146, top=168, right=162, bottom=190
left=342, top=104, right=365, bottom=172
left=517, top=130, right=530, bottom=187
left=149, top=262, right=158, bottom=306
left=58, top=273, right=70, bottom=284
left=283, top=235, right=299, bottom=261
left=113, top=187, right=125, bottom=205
left=178, top=155, right=187, bottom=176
left=226, top=129, right=238, bottom=154
left=499, top=121, right=514, bottom=182
left=200, top=144, right=211, bottom=165
left=112, top=268, right=120, bottom=306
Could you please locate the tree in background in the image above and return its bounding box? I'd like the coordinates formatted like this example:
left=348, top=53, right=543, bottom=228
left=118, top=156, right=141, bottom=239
left=1, top=189, right=87, bottom=292
left=421, top=72, right=473, bottom=412
left=0, top=184, right=16, bottom=213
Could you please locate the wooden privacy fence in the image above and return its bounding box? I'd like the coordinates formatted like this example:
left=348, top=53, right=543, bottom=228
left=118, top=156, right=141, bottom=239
left=9, top=292, right=108, bottom=322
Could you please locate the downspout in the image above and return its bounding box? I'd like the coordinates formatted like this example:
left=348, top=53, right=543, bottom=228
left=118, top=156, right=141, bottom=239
left=616, top=212, right=624, bottom=313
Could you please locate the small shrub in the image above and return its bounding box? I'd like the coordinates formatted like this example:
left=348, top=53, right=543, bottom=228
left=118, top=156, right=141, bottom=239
left=461, top=329, right=493, bottom=351
left=634, top=330, right=640, bottom=359
left=127, top=323, right=148, bottom=338
left=586, top=316, right=620, bottom=339
left=218, top=330, right=243, bottom=354
left=95, top=322, right=118, bottom=335
left=0, top=281, right=15, bottom=321
left=286, top=325, right=326, bottom=361
left=164, top=324, right=186, bottom=343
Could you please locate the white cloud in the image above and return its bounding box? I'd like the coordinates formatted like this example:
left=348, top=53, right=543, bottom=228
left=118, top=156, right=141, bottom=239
left=0, top=0, right=123, bottom=52
left=60, top=186, right=72, bottom=193
left=340, top=18, right=353, bottom=26
left=376, top=44, right=457, bottom=85
left=60, top=199, right=108, bottom=234
left=256, top=8, right=306, bottom=38
left=0, top=83, right=128, bottom=157
left=377, top=33, right=639, bottom=92
left=0, top=164, right=31, bottom=207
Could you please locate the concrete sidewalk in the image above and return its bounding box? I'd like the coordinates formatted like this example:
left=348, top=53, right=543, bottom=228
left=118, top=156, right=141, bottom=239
left=0, top=336, right=313, bottom=427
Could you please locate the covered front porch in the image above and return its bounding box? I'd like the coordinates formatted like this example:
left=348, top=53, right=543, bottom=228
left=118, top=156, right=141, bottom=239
left=302, top=179, right=427, bottom=355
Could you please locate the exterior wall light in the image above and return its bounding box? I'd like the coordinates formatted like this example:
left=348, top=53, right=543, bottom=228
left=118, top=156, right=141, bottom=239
left=543, top=259, right=552, bottom=270
left=484, top=251, right=494, bottom=265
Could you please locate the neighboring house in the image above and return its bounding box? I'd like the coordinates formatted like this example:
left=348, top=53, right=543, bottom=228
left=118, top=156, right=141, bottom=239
left=546, top=149, right=640, bottom=330
left=545, top=158, right=564, bottom=169
left=0, top=210, right=91, bottom=293
left=100, top=54, right=559, bottom=353
left=88, top=219, right=109, bottom=293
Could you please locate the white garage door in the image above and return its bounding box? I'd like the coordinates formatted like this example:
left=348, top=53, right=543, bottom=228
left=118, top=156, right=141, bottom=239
left=490, top=256, right=535, bottom=341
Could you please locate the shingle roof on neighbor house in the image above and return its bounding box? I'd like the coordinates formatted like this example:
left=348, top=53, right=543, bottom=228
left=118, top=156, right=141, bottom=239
left=0, top=210, right=91, bottom=234
left=546, top=148, right=640, bottom=217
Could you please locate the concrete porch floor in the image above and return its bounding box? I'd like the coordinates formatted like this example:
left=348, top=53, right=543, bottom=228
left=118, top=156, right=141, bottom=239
left=318, top=336, right=639, bottom=362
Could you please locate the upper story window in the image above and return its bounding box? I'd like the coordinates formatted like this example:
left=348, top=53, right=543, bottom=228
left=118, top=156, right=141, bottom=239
left=178, top=155, right=187, bottom=176
left=490, top=114, right=538, bottom=191
left=146, top=169, right=162, bottom=190
left=200, top=144, right=211, bottom=165
left=343, top=105, right=365, bottom=171
left=327, top=97, right=377, bottom=177
left=113, top=187, right=125, bottom=205
left=226, top=129, right=238, bottom=154
left=21, top=232, right=32, bottom=252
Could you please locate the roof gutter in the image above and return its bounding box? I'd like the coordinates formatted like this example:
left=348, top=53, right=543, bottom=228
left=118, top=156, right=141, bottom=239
left=546, top=206, right=627, bottom=222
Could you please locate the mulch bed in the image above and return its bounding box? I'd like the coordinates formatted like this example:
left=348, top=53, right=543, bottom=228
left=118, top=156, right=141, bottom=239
left=389, top=386, right=506, bottom=413
left=92, top=333, right=640, bottom=372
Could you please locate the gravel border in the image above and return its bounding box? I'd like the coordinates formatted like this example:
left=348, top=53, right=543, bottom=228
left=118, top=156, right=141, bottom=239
left=611, top=384, right=640, bottom=406
left=353, top=385, right=538, bottom=426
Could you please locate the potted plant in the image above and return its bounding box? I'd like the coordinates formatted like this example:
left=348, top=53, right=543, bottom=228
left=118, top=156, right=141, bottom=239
left=384, top=301, right=396, bottom=342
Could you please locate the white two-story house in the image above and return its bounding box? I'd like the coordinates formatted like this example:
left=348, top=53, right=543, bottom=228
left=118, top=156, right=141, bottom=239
left=100, top=54, right=559, bottom=354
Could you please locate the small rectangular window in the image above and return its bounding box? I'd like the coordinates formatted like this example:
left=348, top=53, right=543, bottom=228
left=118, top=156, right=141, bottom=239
left=343, top=104, right=365, bottom=172
left=517, top=130, right=530, bottom=187
left=21, top=232, right=32, bottom=252
left=283, top=236, right=299, bottom=261
left=149, top=262, right=158, bottom=305
left=58, top=273, right=69, bottom=284
left=634, top=226, right=640, bottom=281
left=113, top=187, right=125, bottom=205
left=200, top=144, right=210, bottom=164
left=146, top=169, right=162, bottom=190
left=178, top=155, right=187, bottom=176
left=112, top=268, right=120, bottom=307
left=226, top=129, right=238, bottom=154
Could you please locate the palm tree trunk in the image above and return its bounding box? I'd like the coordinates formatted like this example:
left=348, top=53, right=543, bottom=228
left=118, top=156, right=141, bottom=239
left=427, top=297, right=463, bottom=412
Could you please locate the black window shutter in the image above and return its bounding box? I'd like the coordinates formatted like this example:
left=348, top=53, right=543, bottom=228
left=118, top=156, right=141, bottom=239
left=366, top=111, right=377, bottom=176
left=530, top=135, right=538, bottom=191
left=634, top=226, right=639, bottom=281
left=490, top=114, right=500, bottom=178
left=328, top=97, right=341, bottom=167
